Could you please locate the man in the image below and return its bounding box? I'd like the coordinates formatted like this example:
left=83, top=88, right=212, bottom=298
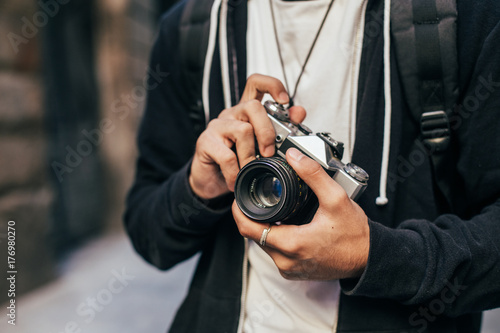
left=124, top=0, right=500, bottom=332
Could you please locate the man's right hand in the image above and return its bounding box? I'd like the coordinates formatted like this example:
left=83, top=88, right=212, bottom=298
left=189, top=74, right=306, bottom=200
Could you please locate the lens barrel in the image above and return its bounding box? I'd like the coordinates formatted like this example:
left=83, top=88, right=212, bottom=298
left=235, top=157, right=310, bottom=224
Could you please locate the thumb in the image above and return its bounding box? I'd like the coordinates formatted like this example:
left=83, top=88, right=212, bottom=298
left=285, top=148, right=343, bottom=200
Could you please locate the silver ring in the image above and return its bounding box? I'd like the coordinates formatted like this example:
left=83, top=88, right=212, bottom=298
left=259, top=226, right=272, bottom=247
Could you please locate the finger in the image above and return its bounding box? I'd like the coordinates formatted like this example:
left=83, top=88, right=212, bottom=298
left=232, top=201, right=302, bottom=256
left=288, top=105, right=307, bottom=124
left=220, top=101, right=276, bottom=157
left=232, top=201, right=327, bottom=280
left=241, top=74, right=289, bottom=104
left=285, top=148, right=348, bottom=204
left=199, top=135, right=240, bottom=191
left=229, top=121, right=257, bottom=167
left=212, top=119, right=257, bottom=165
left=258, top=246, right=305, bottom=280
left=231, top=203, right=303, bottom=278
left=232, top=200, right=265, bottom=243
left=204, top=120, right=258, bottom=187
left=261, top=246, right=317, bottom=281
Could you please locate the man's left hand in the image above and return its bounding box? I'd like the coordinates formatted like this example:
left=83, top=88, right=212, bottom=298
left=232, top=148, right=370, bottom=281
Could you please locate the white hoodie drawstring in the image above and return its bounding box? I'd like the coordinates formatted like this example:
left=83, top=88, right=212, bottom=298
left=376, top=0, right=392, bottom=206
left=202, top=0, right=223, bottom=126
left=219, top=0, right=232, bottom=110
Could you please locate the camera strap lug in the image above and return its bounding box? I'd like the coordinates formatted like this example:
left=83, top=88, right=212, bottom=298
left=297, top=123, right=313, bottom=135
left=317, top=132, right=344, bottom=160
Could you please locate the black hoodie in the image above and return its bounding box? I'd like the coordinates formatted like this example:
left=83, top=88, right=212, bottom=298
left=125, top=0, right=500, bottom=332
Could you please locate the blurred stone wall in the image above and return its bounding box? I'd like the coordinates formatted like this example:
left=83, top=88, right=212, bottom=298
left=95, top=0, right=157, bottom=232
left=0, top=0, right=175, bottom=305
left=43, top=0, right=108, bottom=254
left=0, top=0, right=55, bottom=303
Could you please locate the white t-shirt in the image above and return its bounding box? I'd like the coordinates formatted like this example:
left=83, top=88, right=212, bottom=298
left=244, top=0, right=367, bottom=332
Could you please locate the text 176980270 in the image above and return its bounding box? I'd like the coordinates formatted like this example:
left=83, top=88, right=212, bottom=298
left=6, top=220, right=17, bottom=326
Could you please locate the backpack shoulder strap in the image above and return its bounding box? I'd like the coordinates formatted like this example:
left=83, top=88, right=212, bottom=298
left=391, top=0, right=459, bottom=209
left=179, top=0, right=217, bottom=136
left=179, top=0, right=216, bottom=74
left=391, top=0, right=458, bottom=150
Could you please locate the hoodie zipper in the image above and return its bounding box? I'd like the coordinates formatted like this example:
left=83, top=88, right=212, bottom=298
left=348, top=0, right=369, bottom=160
left=219, top=3, right=248, bottom=331
left=236, top=238, right=249, bottom=333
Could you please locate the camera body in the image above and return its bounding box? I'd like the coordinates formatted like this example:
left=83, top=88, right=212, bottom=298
left=234, top=101, right=369, bottom=225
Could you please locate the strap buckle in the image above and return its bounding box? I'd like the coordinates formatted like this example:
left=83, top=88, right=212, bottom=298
left=420, top=110, right=450, bottom=152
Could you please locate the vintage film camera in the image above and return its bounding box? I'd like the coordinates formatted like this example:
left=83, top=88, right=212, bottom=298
left=234, top=101, right=369, bottom=225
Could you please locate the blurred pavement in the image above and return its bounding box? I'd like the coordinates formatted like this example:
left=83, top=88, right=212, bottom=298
left=1, top=231, right=499, bottom=333
left=0, top=231, right=198, bottom=333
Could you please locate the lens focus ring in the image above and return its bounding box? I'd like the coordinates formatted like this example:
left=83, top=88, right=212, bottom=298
left=234, top=157, right=308, bottom=223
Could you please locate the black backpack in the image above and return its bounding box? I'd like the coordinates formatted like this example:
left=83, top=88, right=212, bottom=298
left=179, top=0, right=459, bottom=209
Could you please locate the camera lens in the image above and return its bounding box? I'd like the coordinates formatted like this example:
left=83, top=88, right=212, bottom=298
left=235, top=157, right=309, bottom=223
left=251, top=175, right=282, bottom=208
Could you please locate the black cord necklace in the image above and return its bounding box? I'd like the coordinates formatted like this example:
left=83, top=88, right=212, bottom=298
left=269, top=0, right=335, bottom=107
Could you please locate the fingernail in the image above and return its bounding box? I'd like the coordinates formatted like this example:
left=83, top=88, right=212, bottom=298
left=278, top=92, right=289, bottom=104
left=287, top=148, right=303, bottom=162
